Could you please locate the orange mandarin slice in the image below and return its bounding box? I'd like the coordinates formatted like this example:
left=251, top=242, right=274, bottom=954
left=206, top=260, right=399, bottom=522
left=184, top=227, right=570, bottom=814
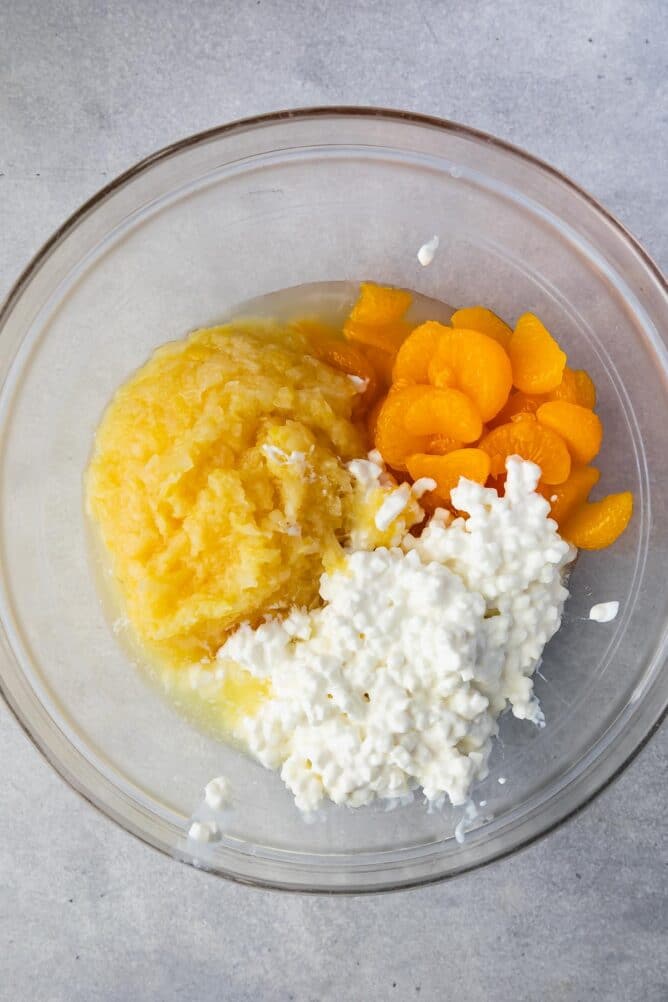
left=308, top=336, right=381, bottom=414
left=406, top=449, right=491, bottom=503
left=344, top=282, right=412, bottom=352
left=392, top=321, right=446, bottom=384
left=480, top=418, right=571, bottom=484
left=509, top=313, right=567, bottom=394
left=366, top=394, right=386, bottom=444
left=428, top=434, right=465, bottom=455
left=374, top=384, right=432, bottom=470
left=404, top=386, right=482, bottom=442
left=360, top=345, right=396, bottom=388
left=536, top=400, right=603, bottom=465
left=491, top=389, right=546, bottom=427
left=547, top=367, right=596, bottom=408
left=537, top=466, right=600, bottom=526
left=561, top=492, right=633, bottom=549
left=427, top=327, right=512, bottom=421
left=451, top=306, right=512, bottom=349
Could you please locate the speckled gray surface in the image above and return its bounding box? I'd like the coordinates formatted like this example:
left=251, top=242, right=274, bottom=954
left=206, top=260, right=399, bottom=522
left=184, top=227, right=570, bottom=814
left=1, top=2, right=667, bottom=1000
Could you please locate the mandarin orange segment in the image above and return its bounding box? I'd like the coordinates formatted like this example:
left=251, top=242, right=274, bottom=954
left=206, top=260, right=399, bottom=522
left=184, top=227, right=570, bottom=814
left=366, top=395, right=386, bottom=444
left=536, top=401, right=603, bottom=465
left=427, top=328, right=512, bottom=422
left=427, top=361, right=456, bottom=390
left=537, top=465, right=600, bottom=526
left=487, top=473, right=507, bottom=496
left=491, top=389, right=546, bottom=427
left=571, top=369, right=597, bottom=410
left=347, top=282, right=413, bottom=325
left=406, top=449, right=491, bottom=503
left=346, top=319, right=413, bottom=353
left=546, top=366, right=596, bottom=408
left=344, top=282, right=413, bottom=352
left=509, top=313, right=567, bottom=394
left=308, top=337, right=381, bottom=414
left=451, top=306, right=512, bottom=349
left=543, top=365, right=579, bottom=403
left=392, top=321, right=449, bottom=384
left=561, top=491, right=633, bottom=549
left=374, top=384, right=433, bottom=471
left=360, top=344, right=396, bottom=388
left=428, top=434, right=465, bottom=455
left=403, top=387, right=483, bottom=443
left=480, top=419, right=571, bottom=484
left=290, top=316, right=339, bottom=340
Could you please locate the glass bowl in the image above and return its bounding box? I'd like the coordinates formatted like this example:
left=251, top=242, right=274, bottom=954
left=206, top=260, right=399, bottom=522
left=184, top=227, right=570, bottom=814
left=0, top=108, right=666, bottom=893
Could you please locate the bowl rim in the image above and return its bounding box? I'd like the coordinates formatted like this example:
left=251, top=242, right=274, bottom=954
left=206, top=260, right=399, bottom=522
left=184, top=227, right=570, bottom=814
left=0, top=105, right=666, bottom=894
left=2, top=106, right=666, bottom=335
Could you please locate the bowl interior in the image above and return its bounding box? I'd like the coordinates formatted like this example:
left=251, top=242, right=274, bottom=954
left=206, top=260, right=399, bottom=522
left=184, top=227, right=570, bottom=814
left=0, top=111, right=666, bottom=890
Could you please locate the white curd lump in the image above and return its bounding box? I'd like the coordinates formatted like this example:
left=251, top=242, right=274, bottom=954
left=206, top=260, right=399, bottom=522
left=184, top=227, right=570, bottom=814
left=188, top=820, right=219, bottom=843
left=204, top=776, right=231, bottom=810
left=589, top=601, right=619, bottom=623
left=417, top=235, right=440, bottom=266
left=217, top=456, right=573, bottom=812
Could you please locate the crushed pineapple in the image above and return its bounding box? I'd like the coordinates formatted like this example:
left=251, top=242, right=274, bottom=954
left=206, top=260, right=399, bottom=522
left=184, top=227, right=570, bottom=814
left=86, top=321, right=382, bottom=667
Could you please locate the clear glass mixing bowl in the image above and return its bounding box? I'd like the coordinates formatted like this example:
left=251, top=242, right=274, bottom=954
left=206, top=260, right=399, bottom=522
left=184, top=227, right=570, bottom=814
left=0, top=109, right=666, bottom=892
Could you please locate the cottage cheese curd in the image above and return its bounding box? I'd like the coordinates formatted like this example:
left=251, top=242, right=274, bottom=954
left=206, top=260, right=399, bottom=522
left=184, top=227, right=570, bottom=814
left=204, top=775, right=231, bottom=810
left=589, top=601, right=619, bottom=623
left=187, top=820, right=219, bottom=843
left=417, top=235, right=440, bottom=266
left=217, top=456, right=573, bottom=812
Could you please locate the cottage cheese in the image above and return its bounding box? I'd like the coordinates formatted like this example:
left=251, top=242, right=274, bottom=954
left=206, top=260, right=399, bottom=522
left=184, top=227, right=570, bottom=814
left=187, top=820, right=219, bottom=843
left=417, top=235, right=440, bottom=266
left=217, top=457, right=573, bottom=812
left=345, top=451, right=430, bottom=550
left=204, top=775, right=231, bottom=810
left=589, top=601, right=619, bottom=623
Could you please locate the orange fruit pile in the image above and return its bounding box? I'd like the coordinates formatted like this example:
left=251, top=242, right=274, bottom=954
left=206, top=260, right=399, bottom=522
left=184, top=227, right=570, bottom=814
left=313, top=283, right=633, bottom=551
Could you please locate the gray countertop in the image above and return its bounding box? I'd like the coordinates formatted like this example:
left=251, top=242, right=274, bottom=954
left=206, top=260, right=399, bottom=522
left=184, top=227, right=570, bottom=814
left=1, top=2, right=666, bottom=1000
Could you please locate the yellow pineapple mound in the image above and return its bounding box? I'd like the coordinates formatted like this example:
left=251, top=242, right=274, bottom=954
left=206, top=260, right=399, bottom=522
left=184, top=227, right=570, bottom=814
left=86, top=322, right=367, bottom=666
